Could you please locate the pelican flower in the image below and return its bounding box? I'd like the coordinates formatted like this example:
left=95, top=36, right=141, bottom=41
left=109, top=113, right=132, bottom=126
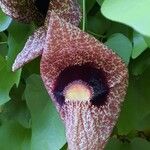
left=13, top=11, right=128, bottom=149
left=2, top=1, right=128, bottom=149
left=39, top=12, right=128, bottom=149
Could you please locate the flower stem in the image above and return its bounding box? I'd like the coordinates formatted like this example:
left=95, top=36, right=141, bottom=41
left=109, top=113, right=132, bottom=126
left=82, top=0, right=86, bottom=31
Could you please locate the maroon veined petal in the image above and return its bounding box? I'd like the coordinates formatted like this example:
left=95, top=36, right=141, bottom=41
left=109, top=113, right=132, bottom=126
left=47, top=0, right=81, bottom=26
left=12, top=26, right=45, bottom=71
left=40, top=11, right=128, bottom=150
left=0, top=0, right=43, bottom=24
left=12, top=0, right=81, bottom=71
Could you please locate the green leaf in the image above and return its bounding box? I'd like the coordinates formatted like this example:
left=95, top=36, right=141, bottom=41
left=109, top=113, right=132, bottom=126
left=0, top=32, right=8, bottom=57
left=0, top=120, right=31, bottom=150
left=117, top=81, right=139, bottom=135
left=131, top=138, right=150, bottom=150
left=105, top=137, right=150, bottom=150
left=87, top=12, right=110, bottom=38
left=105, top=33, right=132, bottom=64
left=22, top=58, right=40, bottom=78
left=60, top=143, right=68, bottom=150
left=132, top=32, right=147, bottom=59
left=0, top=55, right=6, bottom=70
left=0, top=90, right=31, bottom=129
left=105, top=138, right=122, bottom=150
left=78, top=0, right=96, bottom=13
left=0, top=9, right=12, bottom=32
left=101, top=0, right=150, bottom=36
left=106, top=22, right=133, bottom=39
left=0, top=56, right=21, bottom=105
left=105, top=137, right=131, bottom=150
left=25, top=74, right=66, bottom=150
left=144, top=36, right=150, bottom=48
left=117, top=67, right=150, bottom=134
left=96, top=0, right=104, bottom=6
left=137, top=113, right=150, bottom=131
left=131, top=49, right=150, bottom=76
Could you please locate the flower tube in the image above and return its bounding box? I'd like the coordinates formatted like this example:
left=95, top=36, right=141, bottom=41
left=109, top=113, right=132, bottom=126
left=40, top=12, right=128, bottom=150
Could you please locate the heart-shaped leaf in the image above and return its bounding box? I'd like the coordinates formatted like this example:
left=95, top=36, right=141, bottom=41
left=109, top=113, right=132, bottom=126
left=101, top=0, right=150, bottom=36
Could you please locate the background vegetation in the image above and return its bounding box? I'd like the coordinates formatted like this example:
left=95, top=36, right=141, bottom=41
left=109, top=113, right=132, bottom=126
left=0, top=0, right=150, bottom=149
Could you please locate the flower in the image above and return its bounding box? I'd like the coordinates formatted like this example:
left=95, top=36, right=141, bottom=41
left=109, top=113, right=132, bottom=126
left=39, top=11, right=128, bottom=149
left=10, top=1, right=128, bottom=149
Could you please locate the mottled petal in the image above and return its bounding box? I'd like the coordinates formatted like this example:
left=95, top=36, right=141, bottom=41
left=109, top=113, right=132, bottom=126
left=41, top=11, right=127, bottom=94
left=40, top=12, right=128, bottom=150
left=12, top=26, right=45, bottom=71
left=47, top=0, right=81, bottom=26
left=0, top=0, right=43, bottom=24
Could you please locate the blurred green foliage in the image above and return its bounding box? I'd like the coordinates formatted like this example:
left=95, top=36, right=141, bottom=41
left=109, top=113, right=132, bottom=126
left=0, top=0, right=150, bottom=149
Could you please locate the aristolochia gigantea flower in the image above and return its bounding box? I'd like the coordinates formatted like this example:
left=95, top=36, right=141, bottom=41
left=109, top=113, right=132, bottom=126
left=3, top=1, right=128, bottom=149
left=39, top=12, right=128, bottom=150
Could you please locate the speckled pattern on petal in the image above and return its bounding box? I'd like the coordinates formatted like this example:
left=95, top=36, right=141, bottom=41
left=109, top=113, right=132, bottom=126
left=48, top=0, right=81, bottom=26
left=40, top=12, right=128, bottom=150
left=0, top=0, right=43, bottom=24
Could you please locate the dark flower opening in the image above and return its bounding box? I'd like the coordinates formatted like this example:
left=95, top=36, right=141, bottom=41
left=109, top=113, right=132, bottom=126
left=53, top=63, right=109, bottom=107
left=34, top=0, right=50, bottom=17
